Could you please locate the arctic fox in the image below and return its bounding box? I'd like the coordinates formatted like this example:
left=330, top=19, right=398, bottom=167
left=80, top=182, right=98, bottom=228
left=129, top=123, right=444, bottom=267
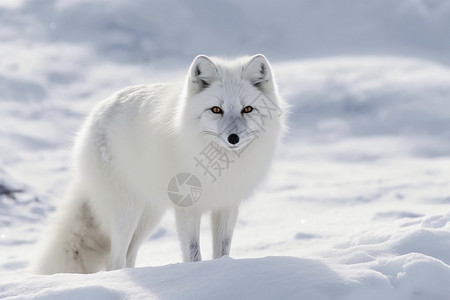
left=34, top=54, right=286, bottom=274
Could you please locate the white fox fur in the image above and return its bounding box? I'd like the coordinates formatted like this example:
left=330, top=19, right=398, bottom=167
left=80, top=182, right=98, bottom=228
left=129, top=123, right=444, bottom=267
left=33, top=54, right=286, bottom=274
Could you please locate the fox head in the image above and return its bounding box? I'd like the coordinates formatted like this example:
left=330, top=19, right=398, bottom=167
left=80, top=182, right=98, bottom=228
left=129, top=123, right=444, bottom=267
left=179, top=54, right=285, bottom=153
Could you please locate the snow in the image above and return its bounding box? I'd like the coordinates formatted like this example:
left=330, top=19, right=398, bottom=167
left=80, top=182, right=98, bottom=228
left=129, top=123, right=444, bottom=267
left=1, top=0, right=450, bottom=299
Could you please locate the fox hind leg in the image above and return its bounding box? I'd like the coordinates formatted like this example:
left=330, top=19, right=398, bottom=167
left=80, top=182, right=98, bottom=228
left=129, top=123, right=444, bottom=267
left=125, top=207, right=165, bottom=267
left=106, top=202, right=141, bottom=271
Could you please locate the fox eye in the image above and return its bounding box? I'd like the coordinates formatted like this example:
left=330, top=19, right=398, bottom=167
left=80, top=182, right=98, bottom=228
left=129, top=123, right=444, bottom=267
left=211, top=106, right=223, bottom=114
left=242, top=106, right=253, bottom=114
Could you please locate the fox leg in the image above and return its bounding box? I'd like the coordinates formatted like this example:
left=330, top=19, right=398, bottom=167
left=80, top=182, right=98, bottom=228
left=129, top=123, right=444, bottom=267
left=175, top=208, right=202, bottom=262
left=211, top=206, right=239, bottom=259
left=106, top=196, right=141, bottom=271
left=125, top=207, right=165, bottom=267
left=125, top=224, right=148, bottom=268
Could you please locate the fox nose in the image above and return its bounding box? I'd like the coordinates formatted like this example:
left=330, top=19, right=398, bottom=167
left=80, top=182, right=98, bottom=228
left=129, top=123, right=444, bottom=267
left=227, top=133, right=240, bottom=145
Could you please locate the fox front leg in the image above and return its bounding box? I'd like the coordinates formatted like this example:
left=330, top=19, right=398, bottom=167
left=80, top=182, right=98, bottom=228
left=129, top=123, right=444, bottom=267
left=175, top=208, right=202, bottom=262
left=211, top=206, right=239, bottom=259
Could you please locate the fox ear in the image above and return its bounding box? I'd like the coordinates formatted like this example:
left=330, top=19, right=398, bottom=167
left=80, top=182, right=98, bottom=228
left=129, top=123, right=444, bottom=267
left=188, top=55, right=218, bottom=92
left=243, top=54, right=273, bottom=91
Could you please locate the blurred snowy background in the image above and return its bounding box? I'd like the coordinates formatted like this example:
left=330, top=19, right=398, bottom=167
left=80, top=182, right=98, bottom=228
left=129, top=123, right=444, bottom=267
left=1, top=1, right=450, bottom=299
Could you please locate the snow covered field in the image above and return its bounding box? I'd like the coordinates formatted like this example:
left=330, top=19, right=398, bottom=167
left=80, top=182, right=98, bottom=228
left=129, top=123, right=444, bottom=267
left=1, top=1, right=450, bottom=299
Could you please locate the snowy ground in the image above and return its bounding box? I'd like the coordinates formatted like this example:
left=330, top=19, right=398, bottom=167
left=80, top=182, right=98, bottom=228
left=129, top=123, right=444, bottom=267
left=2, top=1, right=450, bottom=299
